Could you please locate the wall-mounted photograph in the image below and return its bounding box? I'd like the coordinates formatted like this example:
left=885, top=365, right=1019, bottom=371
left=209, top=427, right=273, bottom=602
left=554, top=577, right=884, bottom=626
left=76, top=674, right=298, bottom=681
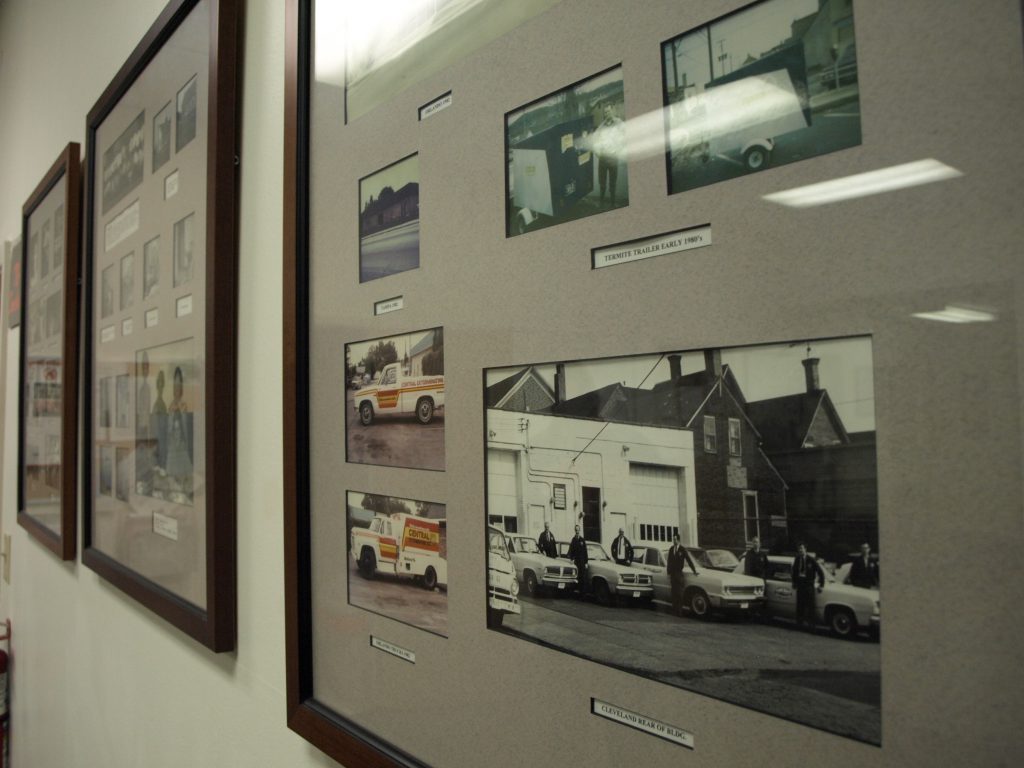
left=345, top=327, right=445, bottom=471
left=173, top=212, right=194, bottom=287
left=102, top=110, right=145, bottom=214
left=143, top=237, right=160, bottom=299
left=347, top=490, right=448, bottom=636
left=120, top=252, right=135, bottom=310
left=358, top=154, right=419, bottom=283
left=176, top=74, right=198, bottom=152
left=662, top=0, right=861, bottom=193
left=153, top=101, right=172, bottom=172
left=134, top=339, right=197, bottom=506
left=506, top=65, right=627, bottom=237
left=484, top=336, right=880, bottom=745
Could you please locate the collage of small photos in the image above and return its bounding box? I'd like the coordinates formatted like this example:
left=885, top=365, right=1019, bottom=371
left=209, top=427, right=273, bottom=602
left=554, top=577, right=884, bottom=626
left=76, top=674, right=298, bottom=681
left=93, top=70, right=202, bottom=529
left=22, top=183, right=67, bottom=511
left=339, top=0, right=878, bottom=748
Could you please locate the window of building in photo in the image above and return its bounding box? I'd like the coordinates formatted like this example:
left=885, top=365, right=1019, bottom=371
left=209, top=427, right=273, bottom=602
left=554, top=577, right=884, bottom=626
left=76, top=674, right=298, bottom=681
left=703, top=414, right=717, bottom=453
left=729, top=417, right=742, bottom=456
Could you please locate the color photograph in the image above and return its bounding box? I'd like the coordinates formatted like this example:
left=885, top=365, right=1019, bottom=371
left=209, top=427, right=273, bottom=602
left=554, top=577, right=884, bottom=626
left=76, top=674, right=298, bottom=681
left=358, top=154, right=419, bottom=282
left=134, top=338, right=197, bottom=505
left=484, top=336, right=880, bottom=745
left=347, top=490, right=448, bottom=636
left=345, top=327, right=444, bottom=471
left=506, top=66, right=627, bottom=237
left=662, top=0, right=861, bottom=193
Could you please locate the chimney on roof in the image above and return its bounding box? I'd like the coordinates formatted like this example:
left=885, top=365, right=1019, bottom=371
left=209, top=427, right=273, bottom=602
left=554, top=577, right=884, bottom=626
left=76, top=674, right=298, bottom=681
left=704, top=349, right=722, bottom=377
left=802, top=357, right=821, bottom=392
left=554, top=363, right=566, bottom=404
left=668, top=354, right=682, bottom=380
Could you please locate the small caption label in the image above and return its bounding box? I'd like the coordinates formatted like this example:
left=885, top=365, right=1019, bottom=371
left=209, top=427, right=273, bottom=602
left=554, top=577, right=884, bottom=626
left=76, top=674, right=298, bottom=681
left=419, top=92, right=452, bottom=120
left=374, top=296, right=404, bottom=316
left=370, top=636, right=416, bottom=664
left=593, top=225, right=712, bottom=269
left=591, top=699, right=694, bottom=750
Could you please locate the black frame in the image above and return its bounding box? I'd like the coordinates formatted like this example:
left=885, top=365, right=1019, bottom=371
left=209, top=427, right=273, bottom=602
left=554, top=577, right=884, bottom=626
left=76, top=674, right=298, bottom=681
left=17, top=142, right=82, bottom=560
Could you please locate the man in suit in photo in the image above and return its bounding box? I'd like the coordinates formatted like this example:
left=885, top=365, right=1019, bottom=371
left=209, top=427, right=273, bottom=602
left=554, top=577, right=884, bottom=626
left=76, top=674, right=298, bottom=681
left=537, top=521, right=558, bottom=558
left=567, top=525, right=589, bottom=597
left=848, top=542, right=879, bottom=589
left=792, top=542, right=824, bottom=631
left=667, top=533, right=696, bottom=616
left=610, top=527, right=633, bottom=565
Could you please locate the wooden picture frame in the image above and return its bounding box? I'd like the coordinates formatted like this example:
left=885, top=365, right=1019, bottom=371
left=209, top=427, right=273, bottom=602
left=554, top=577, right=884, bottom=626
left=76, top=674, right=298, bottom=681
left=82, top=0, right=240, bottom=652
left=18, top=142, right=82, bottom=560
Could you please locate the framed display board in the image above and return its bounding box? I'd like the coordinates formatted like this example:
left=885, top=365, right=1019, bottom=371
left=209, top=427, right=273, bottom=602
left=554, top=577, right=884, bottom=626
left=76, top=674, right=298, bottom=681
left=284, top=0, right=1024, bottom=765
left=82, top=0, right=241, bottom=651
left=18, top=143, right=81, bottom=560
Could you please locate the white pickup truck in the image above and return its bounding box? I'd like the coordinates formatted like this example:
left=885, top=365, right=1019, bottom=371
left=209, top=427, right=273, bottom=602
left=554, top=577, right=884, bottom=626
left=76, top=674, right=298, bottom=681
left=352, top=362, right=444, bottom=426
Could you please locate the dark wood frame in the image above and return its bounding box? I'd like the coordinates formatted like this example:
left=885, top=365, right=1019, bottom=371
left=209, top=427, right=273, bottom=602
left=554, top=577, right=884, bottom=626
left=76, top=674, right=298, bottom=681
left=283, top=1, right=428, bottom=764
left=81, top=0, right=241, bottom=652
left=17, top=142, right=82, bottom=560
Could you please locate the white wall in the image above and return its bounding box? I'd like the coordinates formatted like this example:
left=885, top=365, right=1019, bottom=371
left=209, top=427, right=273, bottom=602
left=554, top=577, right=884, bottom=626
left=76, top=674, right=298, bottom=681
left=0, top=1, right=341, bottom=765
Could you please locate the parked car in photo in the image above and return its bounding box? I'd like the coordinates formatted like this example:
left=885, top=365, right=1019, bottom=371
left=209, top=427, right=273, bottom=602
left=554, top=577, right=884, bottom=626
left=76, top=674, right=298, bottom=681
left=735, top=554, right=880, bottom=639
left=487, top=525, right=521, bottom=628
left=689, top=546, right=741, bottom=573
left=505, top=535, right=577, bottom=596
left=556, top=540, right=653, bottom=606
left=631, top=546, right=764, bottom=619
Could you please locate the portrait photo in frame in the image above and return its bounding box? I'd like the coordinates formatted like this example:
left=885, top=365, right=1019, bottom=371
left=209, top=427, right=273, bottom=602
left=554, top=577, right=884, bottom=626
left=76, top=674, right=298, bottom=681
left=17, top=142, right=81, bottom=560
left=82, top=0, right=240, bottom=651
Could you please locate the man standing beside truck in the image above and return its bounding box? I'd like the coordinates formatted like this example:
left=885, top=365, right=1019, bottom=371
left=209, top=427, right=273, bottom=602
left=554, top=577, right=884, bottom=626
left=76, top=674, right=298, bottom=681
left=593, top=101, right=624, bottom=208
left=538, top=521, right=557, bottom=559
left=568, top=525, right=589, bottom=597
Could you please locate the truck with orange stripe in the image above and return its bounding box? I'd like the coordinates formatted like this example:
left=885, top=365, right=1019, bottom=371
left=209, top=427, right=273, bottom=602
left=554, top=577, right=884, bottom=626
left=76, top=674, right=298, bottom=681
left=352, top=362, right=444, bottom=426
left=352, top=512, right=448, bottom=590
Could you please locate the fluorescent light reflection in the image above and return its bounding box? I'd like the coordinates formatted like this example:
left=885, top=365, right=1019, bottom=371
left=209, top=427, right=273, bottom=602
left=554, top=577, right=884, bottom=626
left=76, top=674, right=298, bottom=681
left=763, top=159, right=963, bottom=207
left=912, top=305, right=996, bottom=324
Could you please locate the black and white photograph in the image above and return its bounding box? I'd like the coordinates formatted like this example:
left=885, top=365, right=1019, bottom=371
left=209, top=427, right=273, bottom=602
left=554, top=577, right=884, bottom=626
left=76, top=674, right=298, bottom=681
left=345, top=327, right=444, bottom=471
left=116, top=373, right=131, bottom=429
left=41, top=219, right=51, bottom=278
left=115, top=446, right=131, bottom=502
left=99, top=445, right=113, bottom=497
left=358, top=154, right=419, bottom=283
left=46, top=292, right=61, bottom=339
left=143, top=237, right=160, bottom=299
left=102, top=110, right=145, bottom=214
left=153, top=101, right=172, bottom=172
left=53, top=205, right=64, bottom=268
left=120, top=251, right=134, bottom=310
left=176, top=74, right=198, bottom=152
left=134, top=339, right=196, bottom=505
left=347, top=491, right=448, bottom=637
left=484, top=336, right=880, bottom=745
left=101, top=264, right=115, bottom=318
left=662, top=0, right=861, bottom=193
left=99, top=376, right=112, bottom=429
left=506, top=66, right=627, bottom=237
left=173, top=212, right=194, bottom=287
